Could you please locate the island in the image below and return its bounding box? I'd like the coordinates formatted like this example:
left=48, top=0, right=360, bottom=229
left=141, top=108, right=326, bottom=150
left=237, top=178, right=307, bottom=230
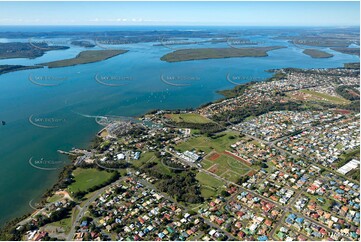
left=41, top=49, right=128, bottom=68
left=0, top=42, right=69, bottom=59
left=302, top=49, right=333, bottom=58
left=0, top=65, right=43, bottom=75
left=160, top=46, right=285, bottom=62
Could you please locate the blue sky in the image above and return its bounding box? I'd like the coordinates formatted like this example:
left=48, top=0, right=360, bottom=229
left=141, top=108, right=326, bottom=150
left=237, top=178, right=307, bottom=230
left=0, top=1, right=359, bottom=26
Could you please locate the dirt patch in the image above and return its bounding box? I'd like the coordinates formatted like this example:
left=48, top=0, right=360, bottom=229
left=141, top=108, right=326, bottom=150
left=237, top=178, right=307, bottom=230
left=208, top=164, right=219, bottom=174
left=209, top=153, right=221, bottom=161
left=246, top=170, right=257, bottom=177
left=333, top=109, right=351, bottom=114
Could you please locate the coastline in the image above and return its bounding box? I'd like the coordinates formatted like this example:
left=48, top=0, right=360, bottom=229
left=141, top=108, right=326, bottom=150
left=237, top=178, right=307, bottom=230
left=1, top=61, right=359, bottom=236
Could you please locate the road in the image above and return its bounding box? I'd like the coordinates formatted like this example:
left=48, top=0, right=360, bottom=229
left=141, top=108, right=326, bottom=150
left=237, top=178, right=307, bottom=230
left=66, top=178, right=124, bottom=241
left=137, top=177, right=238, bottom=240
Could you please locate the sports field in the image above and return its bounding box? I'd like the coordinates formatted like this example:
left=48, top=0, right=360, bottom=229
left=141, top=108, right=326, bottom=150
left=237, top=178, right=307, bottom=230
left=202, top=152, right=252, bottom=183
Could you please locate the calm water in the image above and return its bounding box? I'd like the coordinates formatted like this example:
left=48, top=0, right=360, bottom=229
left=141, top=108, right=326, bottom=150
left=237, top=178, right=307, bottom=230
left=0, top=27, right=359, bottom=225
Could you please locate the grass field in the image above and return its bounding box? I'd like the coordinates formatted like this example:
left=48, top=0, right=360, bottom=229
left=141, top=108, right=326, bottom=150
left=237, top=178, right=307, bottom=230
left=196, top=172, right=225, bottom=198
left=132, top=151, right=157, bottom=168
left=301, top=90, right=350, bottom=105
left=175, top=131, right=242, bottom=154
left=203, top=152, right=251, bottom=183
left=68, top=168, right=115, bottom=193
left=47, top=217, right=72, bottom=234
left=167, top=113, right=212, bottom=124
left=46, top=194, right=63, bottom=203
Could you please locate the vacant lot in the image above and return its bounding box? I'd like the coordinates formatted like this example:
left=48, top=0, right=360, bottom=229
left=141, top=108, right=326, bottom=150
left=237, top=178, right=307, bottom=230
left=196, top=172, right=225, bottom=198
left=68, top=168, right=115, bottom=193
left=167, top=113, right=212, bottom=124
left=132, top=151, right=157, bottom=168
left=301, top=90, right=350, bottom=105
left=203, top=152, right=252, bottom=183
left=175, top=131, right=242, bottom=154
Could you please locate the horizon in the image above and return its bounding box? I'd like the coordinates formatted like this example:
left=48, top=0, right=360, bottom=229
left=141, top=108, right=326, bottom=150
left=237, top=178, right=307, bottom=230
left=0, top=1, right=359, bottom=27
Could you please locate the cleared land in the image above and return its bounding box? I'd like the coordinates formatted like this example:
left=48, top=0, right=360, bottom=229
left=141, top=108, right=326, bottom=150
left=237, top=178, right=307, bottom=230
left=300, top=90, right=350, bottom=105
left=302, top=49, right=333, bottom=58
left=166, top=113, right=212, bottom=124
left=132, top=151, right=157, bottom=168
left=46, top=194, right=63, bottom=203
left=196, top=172, right=225, bottom=198
left=68, top=168, right=115, bottom=193
left=160, top=46, right=285, bottom=62
left=42, top=49, right=128, bottom=68
left=175, top=131, right=242, bottom=154
left=202, top=152, right=252, bottom=183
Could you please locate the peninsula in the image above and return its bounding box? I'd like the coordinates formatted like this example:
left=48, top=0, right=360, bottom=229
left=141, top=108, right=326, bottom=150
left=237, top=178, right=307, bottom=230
left=0, top=65, right=43, bottom=75
left=41, top=49, right=128, bottom=68
left=0, top=42, right=69, bottom=59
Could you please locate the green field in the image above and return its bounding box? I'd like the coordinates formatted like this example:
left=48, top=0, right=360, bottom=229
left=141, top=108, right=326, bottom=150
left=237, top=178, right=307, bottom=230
left=301, top=89, right=350, bottom=105
left=68, top=168, right=115, bottom=193
left=196, top=172, right=225, bottom=198
left=132, top=151, right=157, bottom=168
left=47, top=217, right=72, bottom=234
left=175, top=131, right=242, bottom=154
left=203, top=153, right=251, bottom=183
left=46, top=194, right=63, bottom=203
left=168, top=113, right=212, bottom=124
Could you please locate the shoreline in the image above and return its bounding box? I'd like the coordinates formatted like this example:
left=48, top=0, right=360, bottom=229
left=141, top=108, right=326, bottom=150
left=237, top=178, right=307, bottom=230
left=1, top=61, right=359, bottom=233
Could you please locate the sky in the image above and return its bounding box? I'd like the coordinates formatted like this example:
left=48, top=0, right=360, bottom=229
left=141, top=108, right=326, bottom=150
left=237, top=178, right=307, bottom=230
left=0, top=1, right=359, bottom=26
